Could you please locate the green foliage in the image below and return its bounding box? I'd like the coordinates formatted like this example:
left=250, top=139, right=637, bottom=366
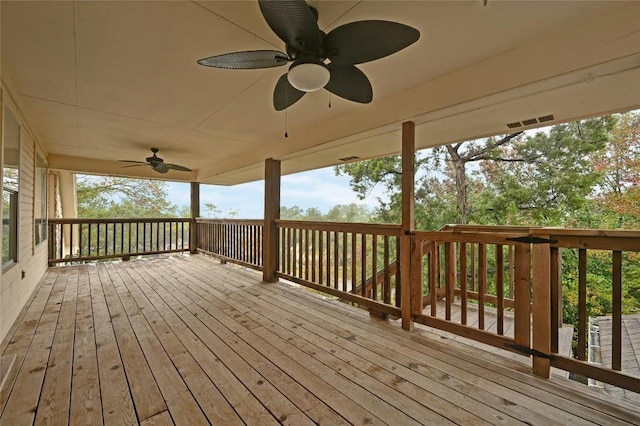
left=592, top=111, right=640, bottom=228
left=475, top=117, right=614, bottom=225
left=77, top=175, right=180, bottom=218
left=335, top=112, right=640, bottom=339
left=280, top=203, right=372, bottom=223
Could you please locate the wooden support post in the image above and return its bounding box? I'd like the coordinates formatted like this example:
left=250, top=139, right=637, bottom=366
left=263, top=158, right=281, bottom=283
left=400, top=121, right=415, bottom=331
left=513, top=244, right=531, bottom=349
left=190, top=182, right=200, bottom=254
left=532, top=238, right=551, bottom=378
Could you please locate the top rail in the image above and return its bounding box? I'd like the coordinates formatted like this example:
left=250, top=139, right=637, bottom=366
left=196, top=218, right=264, bottom=226
left=49, top=217, right=191, bottom=225
left=276, top=219, right=402, bottom=236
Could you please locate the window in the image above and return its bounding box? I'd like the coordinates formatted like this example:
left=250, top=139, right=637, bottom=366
left=34, top=153, right=47, bottom=246
left=3, top=108, right=20, bottom=268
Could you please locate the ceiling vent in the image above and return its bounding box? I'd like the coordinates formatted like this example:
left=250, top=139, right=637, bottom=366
left=506, top=114, right=555, bottom=129
left=339, top=156, right=360, bottom=162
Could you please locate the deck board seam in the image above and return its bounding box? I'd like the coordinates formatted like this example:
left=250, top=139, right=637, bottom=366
left=176, top=257, right=579, bottom=425
left=187, top=255, right=640, bottom=424
left=146, top=260, right=418, bottom=426
left=127, top=260, right=326, bottom=426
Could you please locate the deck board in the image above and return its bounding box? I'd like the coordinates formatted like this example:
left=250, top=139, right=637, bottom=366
left=1, top=254, right=639, bottom=425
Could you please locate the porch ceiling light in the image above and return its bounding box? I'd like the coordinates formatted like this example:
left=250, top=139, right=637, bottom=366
left=287, top=60, right=330, bottom=92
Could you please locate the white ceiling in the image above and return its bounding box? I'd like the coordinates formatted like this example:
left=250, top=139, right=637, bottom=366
left=2, top=1, right=639, bottom=184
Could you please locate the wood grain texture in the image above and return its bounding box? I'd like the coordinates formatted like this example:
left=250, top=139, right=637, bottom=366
left=2, top=255, right=639, bottom=426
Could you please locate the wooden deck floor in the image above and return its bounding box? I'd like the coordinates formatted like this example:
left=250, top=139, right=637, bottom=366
left=1, top=254, right=639, bottom=425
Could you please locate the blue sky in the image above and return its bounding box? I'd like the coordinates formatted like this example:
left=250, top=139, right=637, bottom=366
left=167, top=166, right=387, bottom=219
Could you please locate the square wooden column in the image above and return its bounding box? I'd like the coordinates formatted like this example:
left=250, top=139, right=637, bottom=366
left=401, top=121, right=416, bottom=330
left=263, top=158, right=281, bottom=282
left=190, top=182, right=200, bottom=254
left=532, top=238, right=551, bottom=378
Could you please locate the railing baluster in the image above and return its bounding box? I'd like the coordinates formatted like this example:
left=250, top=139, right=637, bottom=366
left=460, top=243, right=468, bottom=325
left=612, top=250, right=622, bottom=371
left=334, top=231, right=339, bottom=290
left=351, top=232, right=357, bottom=294
left=361, top=233, right=367, bottom=298
left=429, top=242, right=437, bottom=316
left=578, top=249, right=588, bottom=361
left=69, top=223, right=74, bottom=260
left=342, top=232, right=348, bottom=292
left=395, top=237, right=401, bottom=308
left=79, top=223, right=84, bottom=259
left=470, top=243, right=476, bottom=292
left=478, top=243, right=487, bottom=330
left=305, top=229, right=310, bottom=281
left=496, top=244, right=504, bottom=335
left=371, top=234, right=377, bottom=299
left=445, top=242, right=454, bottom=321
left=326, top=231, right=331, bottom=288
left=383, top=236, right=390, bottom=304
left=293, top=228, right=298, bottom=277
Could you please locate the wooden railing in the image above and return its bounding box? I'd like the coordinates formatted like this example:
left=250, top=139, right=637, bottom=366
left=47, top=215, right=640, bottom=392
left=411, top=225, right=640, bottom=393
left=537, top=228, right=640, bottom=393
left=196, top=218, right=264, bottom=270
left=276, top=220, right=403, bottom=317
left=411, top=227, right=533, bottom=354
left=48, top=218, right=190, bottom=264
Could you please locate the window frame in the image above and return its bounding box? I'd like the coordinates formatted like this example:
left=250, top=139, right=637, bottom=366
left=2, top=107, right=21, bottom=270
left=34, top=152, right=47, bottom=247
left=3, top=188, right=19, bottom=268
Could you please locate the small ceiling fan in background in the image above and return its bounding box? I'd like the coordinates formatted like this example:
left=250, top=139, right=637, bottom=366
left=119, top=148, right=192, bottom=174
left=197, top=0, right=420, bottom=110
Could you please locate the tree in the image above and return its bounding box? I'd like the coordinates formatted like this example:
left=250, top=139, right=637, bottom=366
left=280, top=204, right=372, bottom=222
left=441, top=132, right=523, bottom=223
left=474, top=117, right=614, bottom=225
left=325, top=204, right=372, bottom=223
left=76, top=175, right=179, bottom=218
left=591, top=111, right=640, bottom=228
left=336, top=116, right=616, bottom=228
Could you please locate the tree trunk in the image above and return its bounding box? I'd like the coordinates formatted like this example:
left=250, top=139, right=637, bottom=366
left=446, top=145, right=468, bottom=224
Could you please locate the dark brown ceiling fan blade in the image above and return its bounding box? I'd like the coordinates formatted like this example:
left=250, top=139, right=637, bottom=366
left=165, top=164, right=192, bottom=172
left=325, top=20, right=420, bottom=66
left=258, top=0, right=321, bottom=54
left=197, top=50, right=290, bottom=69
left=325, top=64, right=372, bottom=103
left=199, top=1, right=419, bottom=110
left=273, top=74, right=305, bottom=111
left=120, top=149, right=190, bottom=173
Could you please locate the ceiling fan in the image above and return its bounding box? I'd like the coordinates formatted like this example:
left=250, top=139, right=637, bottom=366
left=119, top=148, right=192, bottom=174
left=197, top=0, right=420, bottom=111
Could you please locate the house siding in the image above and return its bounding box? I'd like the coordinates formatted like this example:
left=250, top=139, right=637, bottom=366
left=1, top=88, right=49, bottom=344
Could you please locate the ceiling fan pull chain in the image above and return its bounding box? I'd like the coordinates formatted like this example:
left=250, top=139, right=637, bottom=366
left=328, top=93, right=332, bottom=108
left=284, top=105, right=289, bottom=138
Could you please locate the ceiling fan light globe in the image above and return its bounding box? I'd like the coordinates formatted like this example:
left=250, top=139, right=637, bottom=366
left=287, top=61, right=329, bottom=92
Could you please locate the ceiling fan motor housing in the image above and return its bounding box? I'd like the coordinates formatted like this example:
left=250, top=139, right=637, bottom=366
left=287, top=58, right=330, bottom=92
